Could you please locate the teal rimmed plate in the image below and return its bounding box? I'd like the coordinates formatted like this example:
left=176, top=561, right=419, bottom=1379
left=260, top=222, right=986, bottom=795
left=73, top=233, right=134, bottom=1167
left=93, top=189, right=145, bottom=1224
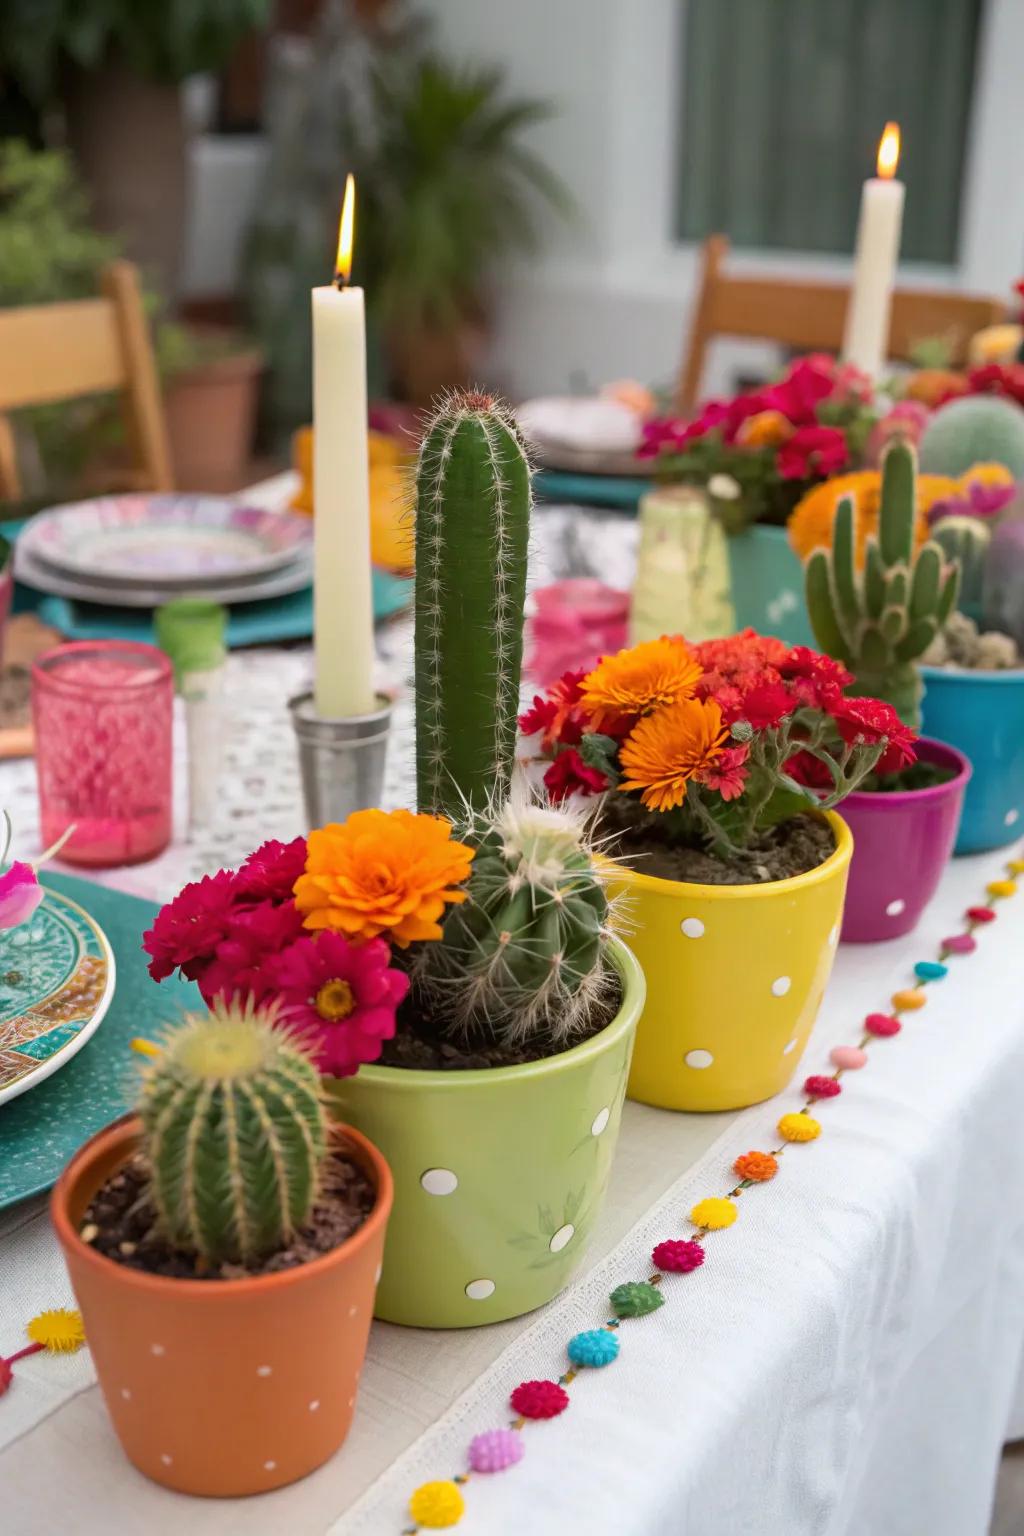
left=0, top=886, right=115, bottom=1108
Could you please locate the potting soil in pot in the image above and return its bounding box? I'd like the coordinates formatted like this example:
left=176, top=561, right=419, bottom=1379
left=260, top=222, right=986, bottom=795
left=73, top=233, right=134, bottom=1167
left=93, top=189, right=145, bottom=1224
left=600, top=803, right=835, bottom=885
left=81, top=1150, right=374, bottom=1280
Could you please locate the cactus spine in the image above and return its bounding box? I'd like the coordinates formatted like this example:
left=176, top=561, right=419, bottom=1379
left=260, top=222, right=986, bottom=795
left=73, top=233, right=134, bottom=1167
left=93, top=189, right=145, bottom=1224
left=414, top=391, right=531, bottom=820
left=804, top=439, right=960, bottom=729
left=139, top=998, right=327, bottom=1265
left=417, top=797, right=614, bottom=1047
left=930, top=514, right=991, bottom=624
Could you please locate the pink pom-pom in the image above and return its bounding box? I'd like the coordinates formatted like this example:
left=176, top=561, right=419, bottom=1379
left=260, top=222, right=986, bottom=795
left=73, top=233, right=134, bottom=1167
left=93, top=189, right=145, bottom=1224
left=967, top=906, right=996, bottom=923
left=942, top=932, right=976, bottom=954
left=830, top=1045, right=868, bottom=1070
left=468, top=1428, right=524, bottom=1474
left=804, top=1074, right=841, bottom=1098
left=652, top=1238, right=705, bottom=1273
left=510, top=1380, right=569, bottom=1419
left=0, top=1357, right=12, bottom=1396
left=865, top=1012, right=901, bottom=1037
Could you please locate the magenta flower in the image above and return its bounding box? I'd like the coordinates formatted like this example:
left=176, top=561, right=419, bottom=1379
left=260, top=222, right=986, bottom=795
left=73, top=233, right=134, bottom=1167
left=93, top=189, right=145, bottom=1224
left=0, top=861, right=43, bottom=930
left=927, top=480, right=1017, bottom=525
left=198, top=898, right=306, bottom=1006
left=233, top=837, right=308, bottom=904
left=777, top=425, right=850, bottom=480
left=266, top=931, right=409, bottom=1077
left=142, top=869, right=237, bottom=982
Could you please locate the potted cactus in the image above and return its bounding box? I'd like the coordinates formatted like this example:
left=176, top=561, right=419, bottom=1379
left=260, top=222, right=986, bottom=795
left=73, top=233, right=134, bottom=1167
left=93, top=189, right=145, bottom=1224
left=802, top=440, right=972, bottom=936
left=521, top=629, right=907, bottom=1112
left=50, top=1000, right=393, bottom=1497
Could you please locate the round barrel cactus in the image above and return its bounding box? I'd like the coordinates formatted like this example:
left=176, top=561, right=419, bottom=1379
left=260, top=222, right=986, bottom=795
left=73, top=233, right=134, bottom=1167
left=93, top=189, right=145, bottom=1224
left=919, top=395, right=1024, bottom=479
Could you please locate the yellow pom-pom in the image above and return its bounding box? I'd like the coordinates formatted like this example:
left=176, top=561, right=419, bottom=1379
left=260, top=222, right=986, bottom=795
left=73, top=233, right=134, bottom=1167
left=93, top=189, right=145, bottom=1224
left=987, top=879, right=1017, bottom=898
left=689, top=1196, right=737, bottom=1230
left=778, top=1112, right=821, bottom=1143
left=891, top=987, right=927, bottom=1011
left=1007, top=860, right=1024, bottom=875
left=409, top=1480, right=465, bottom=1528
left=26, top=1309, right=85, bottom=1354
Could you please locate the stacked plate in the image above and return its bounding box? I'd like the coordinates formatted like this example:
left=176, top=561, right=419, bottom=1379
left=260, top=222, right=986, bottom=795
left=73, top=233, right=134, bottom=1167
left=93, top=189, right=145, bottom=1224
left=15, top=494, right=314, bottom=607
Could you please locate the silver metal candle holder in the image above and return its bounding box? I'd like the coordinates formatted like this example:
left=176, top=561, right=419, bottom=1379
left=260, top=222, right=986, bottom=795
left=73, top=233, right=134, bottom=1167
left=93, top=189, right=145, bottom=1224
left=289, top=692, right=392, bottom=829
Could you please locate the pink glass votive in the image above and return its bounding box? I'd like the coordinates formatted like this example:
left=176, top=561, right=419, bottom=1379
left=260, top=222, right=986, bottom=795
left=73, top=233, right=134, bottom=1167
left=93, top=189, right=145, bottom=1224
left=526, top=579, right=629, bottom=687
left=32, top=641, right=174, bottom=868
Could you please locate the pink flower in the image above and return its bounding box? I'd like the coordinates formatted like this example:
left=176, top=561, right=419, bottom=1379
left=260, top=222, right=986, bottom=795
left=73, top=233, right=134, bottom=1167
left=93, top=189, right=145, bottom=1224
left=867, top=401, right=929, bottom=464
left=927, top=480, right=1016, bottom=524
left=198, top=899, right=306, bottom=1007
left=777, top=425, right=850, bottom=481
left=832, top=696, right=917, bottom=773
left=266, top=931, right=409, bottom=1076
left=736, top=683, right=794, bottom=730
left=143, top=869, right=237, bottom=983
left=233, top=837, right=308, bottom=904
left=763, top=357, right=836, bottom=426
left=543, top=748, right=608, bottom=802
left=779, top=648, right=853, bottom=710
left=695, top=743, right=749, bottom=800
left=0, top=862, right=43, bottom=930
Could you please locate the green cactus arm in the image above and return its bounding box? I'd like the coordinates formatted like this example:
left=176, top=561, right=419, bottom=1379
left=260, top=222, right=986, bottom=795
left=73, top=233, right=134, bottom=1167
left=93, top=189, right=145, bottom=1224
left=936, top=564, right=961, bottom=627
left=894, top=617, right=940, bottom=664
left=879, top=440, right=916, bottom=566
left=805, top=550, right=853, bottom=664
left=883, top=567, right=909, bottom=609
left=858, top=624, right=893, bottom=673
left=831, top=496, right=862, bottom=635
left=864, top=542, right=887, bottom=619
left=908, top=542, right=942, bottom=621
left=880, top=607, right=904, bottom=644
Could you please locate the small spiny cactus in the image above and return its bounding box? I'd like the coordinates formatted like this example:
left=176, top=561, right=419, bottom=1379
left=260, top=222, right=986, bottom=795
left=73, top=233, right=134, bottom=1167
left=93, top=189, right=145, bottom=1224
left=415, top=794, right=616, bottom=1047
left=414, top=390, right=531, bottom=820
left=930, top=514, right=991, bottom=624
left=804, top=438, right=960, bottom=728
left=139, top=997, right=327, bottom=1265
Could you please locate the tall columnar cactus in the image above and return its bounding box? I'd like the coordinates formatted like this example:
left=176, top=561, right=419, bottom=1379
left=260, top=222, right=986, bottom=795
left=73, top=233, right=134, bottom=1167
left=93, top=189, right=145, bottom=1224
left=416, top=797, right=614, bottom=1046
left=139, top=998, right=327, bottom=1265
left=930, top=515, right=991, bottom=624
left=805, top=439, right=960, bottom=729
left=415, top=391, right=531, bottom=820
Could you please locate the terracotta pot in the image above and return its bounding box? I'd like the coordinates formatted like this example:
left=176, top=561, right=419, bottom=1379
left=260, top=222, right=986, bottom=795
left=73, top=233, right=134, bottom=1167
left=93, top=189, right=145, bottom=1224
left=51, top=1115, right=392, bottom=1497
left=387, top=318, right=487, bottom=407
left=164, top=347, right=264, bottom=492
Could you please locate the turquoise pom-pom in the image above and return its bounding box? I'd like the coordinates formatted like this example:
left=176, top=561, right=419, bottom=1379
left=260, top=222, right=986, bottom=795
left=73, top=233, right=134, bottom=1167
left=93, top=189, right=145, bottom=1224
left=914, top=960, right=948, bottom=981
left=568, top=1329, right=620, bottom=1368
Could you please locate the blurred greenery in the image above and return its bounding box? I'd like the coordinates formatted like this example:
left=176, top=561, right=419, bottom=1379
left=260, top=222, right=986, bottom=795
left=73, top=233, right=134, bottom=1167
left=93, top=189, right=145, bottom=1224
left=355, top=55, right=574, bottom=337
left=0, top=0, right=271, bottom=100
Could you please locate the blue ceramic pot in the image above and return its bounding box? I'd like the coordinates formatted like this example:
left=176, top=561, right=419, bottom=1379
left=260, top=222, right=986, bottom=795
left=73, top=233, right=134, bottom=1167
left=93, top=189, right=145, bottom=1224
left=728, top=525, right=815, bottom=646
left=919, top=665, right=1024, bottom=852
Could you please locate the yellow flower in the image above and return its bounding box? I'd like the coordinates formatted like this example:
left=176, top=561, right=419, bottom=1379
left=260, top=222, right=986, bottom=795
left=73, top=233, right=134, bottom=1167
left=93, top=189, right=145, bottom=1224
left=737, top=409, right=794, bottom=449
left=619, top=696, right=728, bottom=813
left=294, top=808, right=474, bottom=947
left=689, top=1196, right=737, bottom=1230
left=408, top=1480, right=466, bottom=1528
left=777, top=1112, right=821, bottom=1143
left=27, top=1309, right=85, bottom=1353
left=580, top=636, right=702, bottom=733
left=960, top=461, right=1015, bottom=490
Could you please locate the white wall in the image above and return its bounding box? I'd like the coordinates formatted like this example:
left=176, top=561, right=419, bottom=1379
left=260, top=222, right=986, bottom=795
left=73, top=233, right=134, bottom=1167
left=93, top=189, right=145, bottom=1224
left=420, top=0, right=1024, bottom=402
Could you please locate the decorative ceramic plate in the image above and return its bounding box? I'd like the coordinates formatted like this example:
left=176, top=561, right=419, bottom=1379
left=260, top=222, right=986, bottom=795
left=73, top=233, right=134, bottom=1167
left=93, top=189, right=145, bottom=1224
left=15, top=539, right=314, bottom=609
left=0, top=887, right=115, bottom=1108
left=21, top=495, right=312, bottom=584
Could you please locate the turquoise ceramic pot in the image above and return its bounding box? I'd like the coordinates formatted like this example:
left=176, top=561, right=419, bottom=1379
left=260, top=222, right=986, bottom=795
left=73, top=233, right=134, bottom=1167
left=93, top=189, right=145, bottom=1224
left=920, top=665, right=1024, bottom=852
left=728, top=525, right=815, bottom=645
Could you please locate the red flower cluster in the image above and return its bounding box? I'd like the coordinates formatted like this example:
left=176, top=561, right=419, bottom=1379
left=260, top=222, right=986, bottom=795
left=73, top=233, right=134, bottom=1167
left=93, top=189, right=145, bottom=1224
left=963, top=362, right=1024, bottom=407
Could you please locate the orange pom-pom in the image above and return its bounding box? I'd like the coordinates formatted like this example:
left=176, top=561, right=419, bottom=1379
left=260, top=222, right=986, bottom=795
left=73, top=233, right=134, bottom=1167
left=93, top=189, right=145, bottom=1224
left=733, top=1151, right=778, bottom=1182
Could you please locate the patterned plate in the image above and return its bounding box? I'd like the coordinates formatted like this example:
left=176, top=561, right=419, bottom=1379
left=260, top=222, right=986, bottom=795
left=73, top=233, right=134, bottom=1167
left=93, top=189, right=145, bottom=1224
left=0, top=886, right=115, bottom=1108
left=21, top=495, right=312, bottom=585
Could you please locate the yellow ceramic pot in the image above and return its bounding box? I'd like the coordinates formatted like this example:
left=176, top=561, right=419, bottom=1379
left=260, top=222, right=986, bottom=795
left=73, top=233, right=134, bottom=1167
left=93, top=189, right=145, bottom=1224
left=602, top=812, right=852, bottom=1112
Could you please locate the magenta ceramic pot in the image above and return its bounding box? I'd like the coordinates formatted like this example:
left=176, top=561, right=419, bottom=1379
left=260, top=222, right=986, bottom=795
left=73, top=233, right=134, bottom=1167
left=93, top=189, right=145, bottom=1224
left=839, top=738, right=972, bottom=943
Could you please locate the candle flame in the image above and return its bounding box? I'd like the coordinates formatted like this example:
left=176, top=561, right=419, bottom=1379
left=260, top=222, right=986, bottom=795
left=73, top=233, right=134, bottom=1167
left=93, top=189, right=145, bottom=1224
left=335, top=175, right=356, bottom=286
left=877, top=122, right=900, bottom=180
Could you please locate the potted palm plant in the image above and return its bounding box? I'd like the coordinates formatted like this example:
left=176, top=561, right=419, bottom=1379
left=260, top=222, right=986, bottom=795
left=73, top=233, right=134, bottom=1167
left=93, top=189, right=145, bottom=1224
left=355, top=56, right=572, bottom=403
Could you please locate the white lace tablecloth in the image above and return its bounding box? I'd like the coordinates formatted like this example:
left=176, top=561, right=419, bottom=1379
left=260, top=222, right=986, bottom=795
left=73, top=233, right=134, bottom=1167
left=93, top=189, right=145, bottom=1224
left=3, top=485, right=1024, bottom=1536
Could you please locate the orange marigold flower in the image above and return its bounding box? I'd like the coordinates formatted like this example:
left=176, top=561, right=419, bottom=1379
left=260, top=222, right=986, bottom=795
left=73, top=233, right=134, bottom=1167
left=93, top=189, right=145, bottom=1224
left=788, top=471, right=934, bottom=566
left=294, top=808, right=474, bottom=947
left=733, top=1151, right=779, bottom=1183
left=619, top=696, right=729, bottom=812
left=580, top=637, right=702, bottom=733
left=736, top=409, right=794, bottom=449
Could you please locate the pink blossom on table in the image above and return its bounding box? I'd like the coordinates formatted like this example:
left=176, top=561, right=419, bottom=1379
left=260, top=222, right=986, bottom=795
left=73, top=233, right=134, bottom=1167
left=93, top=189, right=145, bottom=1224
left=266, top=931, right=409, bottom=1076
left=0, top=861, right=43, bottom=930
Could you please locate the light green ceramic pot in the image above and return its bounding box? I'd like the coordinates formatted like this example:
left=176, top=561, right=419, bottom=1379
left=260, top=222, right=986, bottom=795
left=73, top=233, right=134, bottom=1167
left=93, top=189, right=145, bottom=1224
left=328, top=937, right=644, bottom=1328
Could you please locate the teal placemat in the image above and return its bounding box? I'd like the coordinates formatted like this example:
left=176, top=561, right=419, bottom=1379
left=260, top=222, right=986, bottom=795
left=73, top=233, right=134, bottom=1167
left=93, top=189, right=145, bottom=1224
left=2, top=517, right=411, bottom=646
left=0, top=871, right=199, bottom=1211
left=533, top=470, right=651, bottom=510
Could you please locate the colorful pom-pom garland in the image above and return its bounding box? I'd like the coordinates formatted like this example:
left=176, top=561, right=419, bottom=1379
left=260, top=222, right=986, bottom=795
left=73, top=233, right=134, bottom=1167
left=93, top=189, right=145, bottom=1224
left=0, top=1309, right=86, bottom=1399
left=402, top=852, right=1022, bottom=1531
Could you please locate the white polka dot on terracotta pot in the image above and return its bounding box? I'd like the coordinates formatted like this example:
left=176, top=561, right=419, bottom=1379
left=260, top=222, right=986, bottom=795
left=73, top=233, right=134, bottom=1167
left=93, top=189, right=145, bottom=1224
left=264, top=1461, right=277, bottom=1473
left=685, top=1049, right=714, bottom=1070
left=420, top=1167, right=458, bottom=1196
left=680, top=917, right=705, bottom=939
left=1006, top=808, right=1020, bottom=827
left=160, top=1454, right=173, bottom=1467
left=348, top=1305, right=358, bottom=1318
left=120, top=1388, right=131, bottom=1401
left=348, top=1396, right=355, bottom=1408
left=374, top=1263, right=382, bottom=1283
left=590, top=1106, right=610, bottom=1136
left=256, top=1365, right=272, bottom=1378
left=771, top=976, right=791, bottom=997
left=151, top=1343, right=165, bottom=1357
left=782, top=1038, right=798, bottom=1056
left=549, top=1224, right=575, bottom=1253
left=465, top=1278, right=496, bottom=1300
left=886, top=898, right=906, bottom=917
left=309, top=1400, right=320, bottom=1413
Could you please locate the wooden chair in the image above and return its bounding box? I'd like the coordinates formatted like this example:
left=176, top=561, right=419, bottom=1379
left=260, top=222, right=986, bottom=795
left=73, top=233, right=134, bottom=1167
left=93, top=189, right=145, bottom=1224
left=0, top=260, right=173, bottom=500
left=677, top=234, right=1007, bottom=414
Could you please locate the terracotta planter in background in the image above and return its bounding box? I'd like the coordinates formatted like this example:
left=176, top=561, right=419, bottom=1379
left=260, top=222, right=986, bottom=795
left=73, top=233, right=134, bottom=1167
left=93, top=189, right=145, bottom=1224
left=839, top=738, right=971, bottom=942
left=164, top=347, right=264, bottom=492
left=52, top=1115, right=392, bottom=1497
left=387, top=317, right=487, bottom=407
